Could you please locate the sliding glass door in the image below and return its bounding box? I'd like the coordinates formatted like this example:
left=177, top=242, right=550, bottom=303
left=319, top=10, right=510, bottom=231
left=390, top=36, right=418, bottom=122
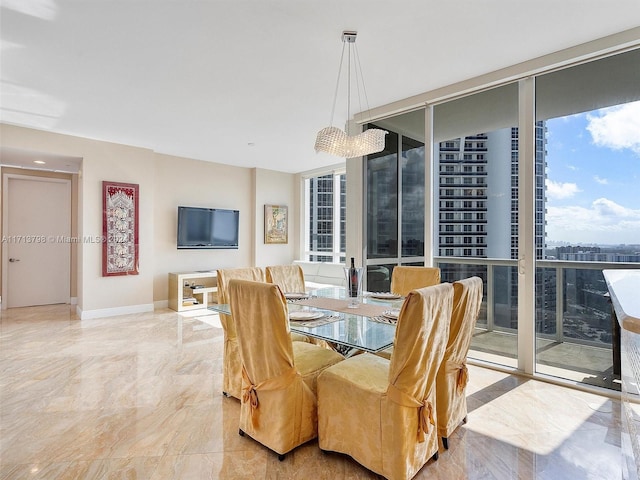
left=533, top=48, right=640, bottom=389
left=433, top=82, right=522, bottom=369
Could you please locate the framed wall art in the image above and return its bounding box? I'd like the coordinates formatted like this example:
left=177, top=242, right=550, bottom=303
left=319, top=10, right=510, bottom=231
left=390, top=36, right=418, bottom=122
left=102, top=181, right=139, bottom=276
left=264, top=205, right=288, bottom=244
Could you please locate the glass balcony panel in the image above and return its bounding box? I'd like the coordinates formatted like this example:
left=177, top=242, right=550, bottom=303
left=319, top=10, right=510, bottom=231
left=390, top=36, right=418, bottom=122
left=436, top=257, right=636, bottom=391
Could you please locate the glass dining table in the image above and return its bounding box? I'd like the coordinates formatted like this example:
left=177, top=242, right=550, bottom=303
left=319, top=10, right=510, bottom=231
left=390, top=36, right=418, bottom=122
left=208, top=286, right=404, bottom=353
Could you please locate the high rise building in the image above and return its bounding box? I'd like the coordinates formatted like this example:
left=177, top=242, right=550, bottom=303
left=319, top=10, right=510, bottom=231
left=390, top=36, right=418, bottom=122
left=437, top=124, right=547, bottom=260
left=437, top=123, right=549, bottom=330
left=306, top=173, right=346, bottom=262
left=438, top=134, right=489, bottom=258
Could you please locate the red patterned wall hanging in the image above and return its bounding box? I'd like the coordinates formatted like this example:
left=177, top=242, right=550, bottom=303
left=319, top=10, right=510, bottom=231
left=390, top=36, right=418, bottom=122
left=102, top=181, right=139, bottom=276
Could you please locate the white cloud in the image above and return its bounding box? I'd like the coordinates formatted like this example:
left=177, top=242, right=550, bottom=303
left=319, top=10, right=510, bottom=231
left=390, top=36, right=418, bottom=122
left=546, top=179, right=580, bottom=199
left=546, top=198, right=640, bottom=244
left=586, top=101, right=640, bottom=155
left=593, top=175, right=608, bottom=185
left=1, top=0, right=57, bottom=21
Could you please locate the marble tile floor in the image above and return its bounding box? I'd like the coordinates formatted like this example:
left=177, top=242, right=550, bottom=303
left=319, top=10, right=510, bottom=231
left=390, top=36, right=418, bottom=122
left=0, top=305, right=623, bottom=479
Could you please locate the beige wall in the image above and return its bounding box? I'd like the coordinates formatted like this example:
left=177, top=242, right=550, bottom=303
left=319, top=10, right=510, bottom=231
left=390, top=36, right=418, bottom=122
left=253, top=168, right=298, bottom=268
left=0, top=124, right=298, bottom=317
left=152, top=153, right=256, bottom=303
left=0, top=124, right=156, bottom=315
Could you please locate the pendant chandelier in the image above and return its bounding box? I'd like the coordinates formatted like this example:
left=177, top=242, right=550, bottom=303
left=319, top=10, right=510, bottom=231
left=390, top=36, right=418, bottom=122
left=314, top=31, right=387, bottom=158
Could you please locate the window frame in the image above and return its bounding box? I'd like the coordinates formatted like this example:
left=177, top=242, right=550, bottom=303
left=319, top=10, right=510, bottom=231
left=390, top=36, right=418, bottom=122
left=301, top=166, right=346, bottom=263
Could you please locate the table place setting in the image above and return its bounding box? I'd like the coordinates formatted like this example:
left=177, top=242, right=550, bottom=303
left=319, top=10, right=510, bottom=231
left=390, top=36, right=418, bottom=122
left=371, top=309, right=401, bottom=325
left=284, top=292, right=311, bottom=301
left=289, top=311, right=324, bottom=321
left=288, top=309, right=341, bottom=327
left=366, top=292, right=403, bottom=300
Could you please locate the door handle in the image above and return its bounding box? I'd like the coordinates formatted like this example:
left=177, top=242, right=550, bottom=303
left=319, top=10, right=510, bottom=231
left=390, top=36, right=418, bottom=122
left=8, top=258, right=20, bottom=262
left=518, top=257, right=525, bottom=275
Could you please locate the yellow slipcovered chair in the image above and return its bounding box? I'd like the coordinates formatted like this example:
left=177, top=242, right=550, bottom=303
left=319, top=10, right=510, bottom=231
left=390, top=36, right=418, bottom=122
left=265, top=264, right=306, bottom=293
left=390, top=266, right=441, bottom=296
left=266, top=264, right=331, bottom=350
left=436, top=276, right=483, bottom=450
left=216, top=267, right=266, bottom=399
left=376, top=266, right=442, bottom=361
left=217, top=267, right=311, bottom=399
left=228, top=279, right=344, bottom=459
left=317, top=282, right=454, bottom=480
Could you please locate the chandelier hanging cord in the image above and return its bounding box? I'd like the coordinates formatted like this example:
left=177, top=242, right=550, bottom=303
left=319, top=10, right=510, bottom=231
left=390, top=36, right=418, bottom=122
left=353, top=42, right=374, bottom=127
left=347, top=37, right=352, bottom=124
left=327, top=40, right=348, bottom=127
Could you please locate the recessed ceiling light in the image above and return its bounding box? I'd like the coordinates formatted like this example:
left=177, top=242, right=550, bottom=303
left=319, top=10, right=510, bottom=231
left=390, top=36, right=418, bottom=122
left=34, top=160, right=46, bottom=164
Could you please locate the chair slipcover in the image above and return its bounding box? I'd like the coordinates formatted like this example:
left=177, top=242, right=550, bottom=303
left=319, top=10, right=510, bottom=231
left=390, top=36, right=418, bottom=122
left=229, top=279, right=343, bottom=457
left=317, top=283, right=453, bottom=480
left=390, top=266, right=441, bottom=297
left=377, top=266, right=442, bottom=361
left=265, top=264, right=306, bottom=293
left=436, top=276, right=483, bottom=447
left=266, top=264, right=331, bottom=350
left=216, top=267, right=266, bottom=399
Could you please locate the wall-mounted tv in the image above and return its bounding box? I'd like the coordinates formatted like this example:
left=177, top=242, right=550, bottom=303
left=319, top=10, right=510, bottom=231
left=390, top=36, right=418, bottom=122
left=177, top=206, right=239, bottom=249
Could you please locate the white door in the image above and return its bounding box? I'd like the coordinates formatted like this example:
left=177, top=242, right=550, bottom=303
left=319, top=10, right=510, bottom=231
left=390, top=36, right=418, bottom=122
left=3, top=176, right=71, bottom=308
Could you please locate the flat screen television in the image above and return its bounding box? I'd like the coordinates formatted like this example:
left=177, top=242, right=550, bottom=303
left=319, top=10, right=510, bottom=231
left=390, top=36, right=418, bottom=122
left=177, top=206, right=239, bottom=249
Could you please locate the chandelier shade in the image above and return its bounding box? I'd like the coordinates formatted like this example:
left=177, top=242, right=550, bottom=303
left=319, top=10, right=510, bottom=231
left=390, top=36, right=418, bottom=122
left=315, top=31, right=387, bottom=158
left=315, top=126, right=387, bottom=158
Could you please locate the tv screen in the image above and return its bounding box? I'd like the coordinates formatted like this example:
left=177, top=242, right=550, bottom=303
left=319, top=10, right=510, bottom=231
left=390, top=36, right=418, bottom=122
left=177, top=206, right=239, bottom=249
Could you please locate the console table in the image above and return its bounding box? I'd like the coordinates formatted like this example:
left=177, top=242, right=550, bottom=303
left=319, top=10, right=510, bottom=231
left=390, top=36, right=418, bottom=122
left=168, top=271, right=218, bottom=312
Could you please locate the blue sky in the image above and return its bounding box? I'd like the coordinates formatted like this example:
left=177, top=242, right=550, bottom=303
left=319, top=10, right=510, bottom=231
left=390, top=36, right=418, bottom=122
left=544, top=101, right=640, bottom=246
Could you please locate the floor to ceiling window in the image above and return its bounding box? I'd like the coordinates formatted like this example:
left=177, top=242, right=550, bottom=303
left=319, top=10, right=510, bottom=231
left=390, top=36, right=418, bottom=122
left=534, top=48, right=640, bottom=390
left=304, top=171, right=346, bottom=263
left=364, top=110, right=425, bottom=292
left=358, top=42, right=639, bottom=391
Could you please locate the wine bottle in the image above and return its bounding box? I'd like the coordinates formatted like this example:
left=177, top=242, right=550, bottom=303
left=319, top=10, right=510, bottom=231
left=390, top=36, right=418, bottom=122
left=349, top=257, right=358, bottom=297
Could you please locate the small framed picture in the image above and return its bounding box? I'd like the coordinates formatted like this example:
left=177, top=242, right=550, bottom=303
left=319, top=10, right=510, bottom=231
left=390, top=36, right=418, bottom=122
left=264, top=205, right=288, bottom=244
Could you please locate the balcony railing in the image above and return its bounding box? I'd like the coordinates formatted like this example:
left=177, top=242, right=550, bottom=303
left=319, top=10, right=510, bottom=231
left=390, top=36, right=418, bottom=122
left=432, top=257, right=635, bottom=340
left=361, top=256, right=637, bottom=389
left=430, top=256, right=638, bottom=389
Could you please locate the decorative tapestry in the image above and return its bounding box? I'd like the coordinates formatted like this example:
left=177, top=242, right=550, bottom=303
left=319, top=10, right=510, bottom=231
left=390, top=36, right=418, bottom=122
left=102, top=181, right=139, bottom=276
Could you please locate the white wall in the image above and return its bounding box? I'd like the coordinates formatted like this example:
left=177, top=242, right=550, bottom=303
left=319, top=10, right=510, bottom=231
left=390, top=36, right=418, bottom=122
left=0, top=124, right=298, bottom=317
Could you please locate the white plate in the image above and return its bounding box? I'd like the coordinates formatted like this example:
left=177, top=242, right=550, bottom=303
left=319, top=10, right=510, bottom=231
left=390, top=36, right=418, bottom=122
left=370, top=292, right=402, bottom=300
left=382, top=309, right=400, bottom=320
left=289, top=311, right=324, bottom=321
left=284, top=292, right=309, bottom=300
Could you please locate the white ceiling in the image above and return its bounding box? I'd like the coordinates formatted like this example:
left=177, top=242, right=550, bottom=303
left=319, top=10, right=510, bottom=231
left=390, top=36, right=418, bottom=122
left=2, top=0, right=640, bottom=174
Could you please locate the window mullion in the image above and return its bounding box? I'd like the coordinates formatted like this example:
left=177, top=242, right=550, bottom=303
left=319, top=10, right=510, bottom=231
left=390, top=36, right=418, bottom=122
left=517, top=77, right=536, bottom=375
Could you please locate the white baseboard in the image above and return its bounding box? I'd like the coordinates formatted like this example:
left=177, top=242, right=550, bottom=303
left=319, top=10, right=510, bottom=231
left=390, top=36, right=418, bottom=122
left=154, top=299, right=169, bottom=309
left=77, top=303, right=154, bottom=320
